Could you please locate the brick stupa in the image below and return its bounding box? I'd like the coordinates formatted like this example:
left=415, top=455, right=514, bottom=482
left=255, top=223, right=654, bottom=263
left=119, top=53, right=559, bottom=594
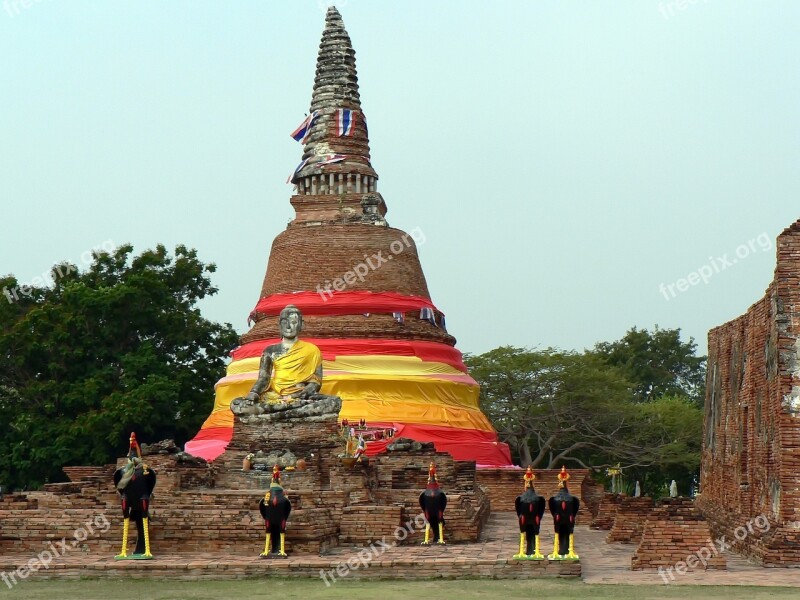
left=186, top=7, right=512, bottom=467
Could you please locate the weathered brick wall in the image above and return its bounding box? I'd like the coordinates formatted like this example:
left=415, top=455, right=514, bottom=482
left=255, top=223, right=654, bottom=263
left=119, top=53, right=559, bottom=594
left=631, top=498, right=726, bottom=571
left=606, top=497, right=654, bottom=543
left=240, top=224, right=456, bottom=346
left=261, top=225, right=430, bottom=298
left=581, top=477, right=604, bottom=518
left=700, top=220, right=800, bottom=565
left=695, top=495, right=800, bottom=565
left=339, top=505, right=403, bottom=544
left=591, top=493, right=623, bottom=530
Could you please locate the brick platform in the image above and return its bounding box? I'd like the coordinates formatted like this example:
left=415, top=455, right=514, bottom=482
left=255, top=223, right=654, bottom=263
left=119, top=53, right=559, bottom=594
left=631, top=497, right=726, bottom=571
left=0, top=513, right=580, bottom=581
left=606, top=497, right=654, bottom=543
left=591, top=493, right=623, bottom=530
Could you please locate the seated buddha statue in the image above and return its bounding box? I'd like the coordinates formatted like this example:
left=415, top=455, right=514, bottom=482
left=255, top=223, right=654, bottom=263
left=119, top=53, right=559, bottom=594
left=244, top=305, right=323, bottom=404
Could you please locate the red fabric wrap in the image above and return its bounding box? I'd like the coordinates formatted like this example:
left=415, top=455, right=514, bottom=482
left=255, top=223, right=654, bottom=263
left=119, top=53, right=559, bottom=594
left=186, top=423, right=512, bottom=467
left=231, top=338, right=469, bottom=373
left=364, top=422, right=512, bottom=466
left=251, top=291, right=438, bottom=318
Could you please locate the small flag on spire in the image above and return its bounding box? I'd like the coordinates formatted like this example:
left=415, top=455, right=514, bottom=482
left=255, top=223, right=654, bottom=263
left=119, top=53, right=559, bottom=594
left=290, top=111, right=319, bottom=143
left=286, top=157, right=310, bottom=183
left=336, top=108, right=355, bottom=136
left=420, top=308, right=436, bottom=325
left=317, top=154, right=348, bottom=167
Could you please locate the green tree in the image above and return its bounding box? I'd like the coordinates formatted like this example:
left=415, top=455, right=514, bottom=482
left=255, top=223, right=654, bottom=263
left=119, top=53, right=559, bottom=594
left=593, top=326, right=706, bottom=404
left=624, top=395, right=703, bottom=495
left=466, top=346, right=704, bottom=495
left=465, top=347, right=637, bottom=468
left=0, top=244, right=238, bottom=490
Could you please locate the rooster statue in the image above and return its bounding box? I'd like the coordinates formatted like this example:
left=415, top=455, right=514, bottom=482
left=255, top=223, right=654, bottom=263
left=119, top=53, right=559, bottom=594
left=113, top=433, right=157, bottom=560
left=419, top=462, right=447, bottom=545
left=547, top=466, right=580, bottom=560
left=513, top=466, right=546, bottom=560
left=258, top=465, right=292, bottom=558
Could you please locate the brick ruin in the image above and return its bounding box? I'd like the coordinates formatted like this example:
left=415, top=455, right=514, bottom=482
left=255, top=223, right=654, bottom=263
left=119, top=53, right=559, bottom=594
left=631, top=498, right=726, bottom=571
left=0, top=391, right=591, bottom=565
left=591, top=493, right=623, bottom=530
left=696, top=219, right=800, bottom=566
left=606, top=497, right=654, bottom=544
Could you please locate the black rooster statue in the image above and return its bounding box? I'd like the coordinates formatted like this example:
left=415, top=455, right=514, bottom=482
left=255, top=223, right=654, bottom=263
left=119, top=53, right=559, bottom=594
left=513, top=466, right=546, bottom=560
left=258, top=465, right=292, bottom=557
left=113, top=432, right=157, bottom=560
left=419, top=462, right=447, bottom=545
left=547, top=466, right=580, bottom=560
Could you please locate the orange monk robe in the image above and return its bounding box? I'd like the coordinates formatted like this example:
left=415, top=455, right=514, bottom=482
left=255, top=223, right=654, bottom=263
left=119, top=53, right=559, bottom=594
left=264, top=339, right=322, bottom=400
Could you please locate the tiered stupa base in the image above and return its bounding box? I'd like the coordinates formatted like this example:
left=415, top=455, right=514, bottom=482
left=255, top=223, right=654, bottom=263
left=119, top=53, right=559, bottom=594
left=0, top=413, right=586, bottom=580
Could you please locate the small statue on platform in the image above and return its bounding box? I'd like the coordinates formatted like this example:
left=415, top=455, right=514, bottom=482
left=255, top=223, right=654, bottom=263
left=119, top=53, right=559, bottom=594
left=245, top=305, right=323, bottom=404
left=353, top=434, right=367, bottom=462
left=419, top=462, right=447, bottom=545
left=259, top=465, right=292, bottom=558
left=360, top=194, right=387, bottom=226
left=547, top=466, right=580, bottom=560
left=113, top=433, right=157, bottom=560
left=513, top=466, right=546, bottom=560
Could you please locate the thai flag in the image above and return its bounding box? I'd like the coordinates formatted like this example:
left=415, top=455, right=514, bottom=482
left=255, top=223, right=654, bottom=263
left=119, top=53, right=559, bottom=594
left=290, top=111, right=318, bottom=143
left=286, top=157, right=310, bottom=183
left=337, top=109, right=355, bottom=137
left=317, top=154, right=347, bottom=167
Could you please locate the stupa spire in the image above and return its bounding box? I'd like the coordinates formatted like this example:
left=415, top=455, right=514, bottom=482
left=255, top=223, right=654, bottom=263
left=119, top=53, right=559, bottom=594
left=185, top=7, right=512, bottom=468
left=291, top=6, right=379, bottom=206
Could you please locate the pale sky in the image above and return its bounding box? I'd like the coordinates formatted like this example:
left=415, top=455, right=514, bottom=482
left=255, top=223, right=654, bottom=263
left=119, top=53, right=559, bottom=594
left=2, top=0, right=798, bottom=357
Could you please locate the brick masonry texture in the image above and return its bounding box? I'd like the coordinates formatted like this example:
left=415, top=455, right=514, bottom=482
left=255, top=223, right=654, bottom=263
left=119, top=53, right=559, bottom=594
left=631, top=498, right=726, bottom=571
left=606, top=497, right=655, bottom=543
left=591, top=493, right=624, bottom=530
left=698, top=219, right=800, bottom=566
left=0, top=412, right=585, bottom=579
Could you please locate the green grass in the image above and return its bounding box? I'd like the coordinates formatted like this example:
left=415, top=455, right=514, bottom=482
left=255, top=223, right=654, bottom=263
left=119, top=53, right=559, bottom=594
left=1, top=579, right=798, bottom=600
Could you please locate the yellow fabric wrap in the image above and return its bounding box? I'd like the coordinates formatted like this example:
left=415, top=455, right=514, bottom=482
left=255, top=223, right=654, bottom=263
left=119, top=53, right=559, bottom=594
left=198, top=353, right=492, bottom=432
left=225, top=355, right=466, bottom=377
